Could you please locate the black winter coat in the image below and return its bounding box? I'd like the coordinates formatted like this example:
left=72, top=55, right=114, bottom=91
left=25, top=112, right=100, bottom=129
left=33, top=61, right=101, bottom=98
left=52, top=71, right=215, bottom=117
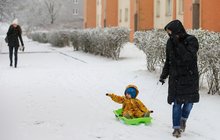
left=160, top=20, right=199, bottom=104
left=7, top=25, right=24, bottom=47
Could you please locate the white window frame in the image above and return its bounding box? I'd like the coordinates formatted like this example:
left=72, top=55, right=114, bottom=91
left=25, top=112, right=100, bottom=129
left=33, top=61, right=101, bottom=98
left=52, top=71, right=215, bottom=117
left=73, top=9, right=79, bottom=15
left=166, top=0, right=172, bottom=16
left=73, top=0, right=78, bottom=4
left=125, top=8, right=128, bottom=22
left=178, top=0, right=184, bottom=15
left=156, top=0, right=160, bottom=17
left=119, top=9, right=122, bottom=22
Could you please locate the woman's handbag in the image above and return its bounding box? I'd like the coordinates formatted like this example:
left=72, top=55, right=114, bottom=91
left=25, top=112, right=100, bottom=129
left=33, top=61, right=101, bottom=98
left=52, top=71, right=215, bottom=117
left=5, top=36, right=8, bottom=43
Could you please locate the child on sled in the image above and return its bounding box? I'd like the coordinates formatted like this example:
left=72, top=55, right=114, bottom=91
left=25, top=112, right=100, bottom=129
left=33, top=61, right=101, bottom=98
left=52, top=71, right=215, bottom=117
left=106, top=84, right=153, bottom=119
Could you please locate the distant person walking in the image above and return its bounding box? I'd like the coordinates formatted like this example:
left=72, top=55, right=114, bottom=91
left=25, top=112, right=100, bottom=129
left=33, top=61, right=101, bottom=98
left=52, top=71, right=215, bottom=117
left=159, top=20, right=200, bottom=138
left=6, top=18, right=24, bottom=68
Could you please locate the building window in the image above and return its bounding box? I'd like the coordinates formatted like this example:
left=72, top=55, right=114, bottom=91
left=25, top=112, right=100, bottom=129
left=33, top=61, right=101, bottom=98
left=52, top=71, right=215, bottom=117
left=119, top=9, right=122, bottom=22
left=73, top=9, right=78, bottom=15
left=125, top=8, right=128, bottom=22
left=156, top=0, right=160, bottom=17
left=73, top=0, right=78, bottom=4
left=97, top=15, right=99, bottom=27
left=178, top=0, right=184, bottom=14
left=166, top=0, right=172, bottom=16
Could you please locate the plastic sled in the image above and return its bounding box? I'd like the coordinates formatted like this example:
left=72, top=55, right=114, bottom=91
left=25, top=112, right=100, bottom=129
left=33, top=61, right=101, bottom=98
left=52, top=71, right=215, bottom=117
left=113, top=108, right=152, bottom=125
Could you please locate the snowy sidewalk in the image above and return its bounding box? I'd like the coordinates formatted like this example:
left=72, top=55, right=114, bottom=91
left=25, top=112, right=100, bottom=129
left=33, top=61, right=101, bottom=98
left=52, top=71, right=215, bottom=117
left=0, top=37, right=219, bottom=140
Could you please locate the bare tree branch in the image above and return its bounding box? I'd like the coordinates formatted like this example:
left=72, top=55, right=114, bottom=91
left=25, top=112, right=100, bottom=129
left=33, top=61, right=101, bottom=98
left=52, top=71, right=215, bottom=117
left=44, top=0, right=60, bottom=24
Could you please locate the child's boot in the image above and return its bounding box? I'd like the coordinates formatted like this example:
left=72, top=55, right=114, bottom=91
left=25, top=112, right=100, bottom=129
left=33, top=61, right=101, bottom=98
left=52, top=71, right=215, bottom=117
left=124, top=113, right=133, bottom=119
left=172, top=129, right=181, bottom=138
left=143, top=110, right=153, bottom=117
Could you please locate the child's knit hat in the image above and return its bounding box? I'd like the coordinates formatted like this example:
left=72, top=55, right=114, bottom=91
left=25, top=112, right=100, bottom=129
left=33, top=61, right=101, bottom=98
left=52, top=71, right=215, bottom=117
left=124, top=84, right=139, bottom=98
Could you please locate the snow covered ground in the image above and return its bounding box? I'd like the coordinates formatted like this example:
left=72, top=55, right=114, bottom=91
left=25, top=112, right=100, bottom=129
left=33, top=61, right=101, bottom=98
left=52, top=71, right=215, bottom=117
left=0, top=36, right=219, bottom=140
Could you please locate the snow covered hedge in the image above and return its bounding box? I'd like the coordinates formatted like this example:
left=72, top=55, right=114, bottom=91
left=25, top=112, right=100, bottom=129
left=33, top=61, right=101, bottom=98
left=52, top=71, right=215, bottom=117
left=30, top=30, right=70, bottom=47
left=134, top=29, right=167, bottom=72
left=76, top=27, right=130, bottom=59
left=47, top=31, right=70, bottom=47
left=134, top=29, right=220, bottom=95
left=31, top=31, right=49, bottom=43
left=28, top=27, right=130, bottom=59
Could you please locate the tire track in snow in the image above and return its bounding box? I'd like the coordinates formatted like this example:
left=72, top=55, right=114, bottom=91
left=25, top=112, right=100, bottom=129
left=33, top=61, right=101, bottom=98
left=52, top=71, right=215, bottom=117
left=49, top=47, right=87, bottom=64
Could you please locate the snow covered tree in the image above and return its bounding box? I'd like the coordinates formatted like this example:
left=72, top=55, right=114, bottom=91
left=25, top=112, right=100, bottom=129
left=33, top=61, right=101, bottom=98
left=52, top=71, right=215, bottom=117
left=0, top=0, right=7, bottom=21
left=0, top=0, right=14, bottom=21
left=44, top=0, right=61, bottom=24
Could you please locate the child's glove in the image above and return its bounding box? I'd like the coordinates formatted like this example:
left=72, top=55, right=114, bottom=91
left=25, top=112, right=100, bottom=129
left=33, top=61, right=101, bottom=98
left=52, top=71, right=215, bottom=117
left=106, top=93, right=112, bottom=97
left=143, top=110, right=154, bottom=117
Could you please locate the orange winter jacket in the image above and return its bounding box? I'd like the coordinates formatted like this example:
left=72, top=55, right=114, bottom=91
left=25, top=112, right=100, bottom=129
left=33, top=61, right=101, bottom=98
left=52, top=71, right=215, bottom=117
left=108, top=85, right=150, bottom=118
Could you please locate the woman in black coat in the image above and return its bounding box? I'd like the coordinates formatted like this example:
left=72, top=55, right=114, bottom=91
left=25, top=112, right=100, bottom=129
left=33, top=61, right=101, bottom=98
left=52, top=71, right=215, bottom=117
left=159, top=20, right=199, bottom=137
left=6, top=19, right=24, bottom=68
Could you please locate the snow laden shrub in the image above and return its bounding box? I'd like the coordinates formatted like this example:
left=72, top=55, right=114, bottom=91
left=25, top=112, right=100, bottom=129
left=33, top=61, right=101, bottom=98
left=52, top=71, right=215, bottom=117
left=30, top=31, right=49, bottom=43
left=188, top=30, right=220, bottom=95
left=29, top=27, right=129, bottom=59
left=69, top=30, right=80, bottom=50
left=105, top=27, right=130, bottom=59
left=77, top=29, right=93, bottom=53
left=29, top=31, right=70, bottom=47
left=134, top=29, right=167, bottom=72
left=47, top=31, right=70, bottom=47
left=76, top=27, right=130, bottom=60
left=134, top=29, right=220, bottom=95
